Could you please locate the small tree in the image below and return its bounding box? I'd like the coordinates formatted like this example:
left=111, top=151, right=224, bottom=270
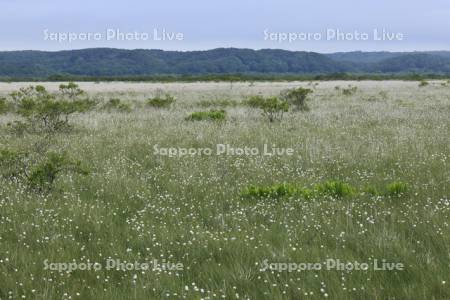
left=0, top=148, right=89, bottom=193
left=59, top=82, right=84, bottom=99
left=280, top=87, right=313, bottom=111
left=246, top=96, right=289, bottom=122
left=10, top=85, right=94, bottom=133
left=27, top=152, right=89, bottom=192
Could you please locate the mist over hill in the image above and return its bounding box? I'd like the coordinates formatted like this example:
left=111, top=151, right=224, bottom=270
left=1, top=48, right=450, bottom=78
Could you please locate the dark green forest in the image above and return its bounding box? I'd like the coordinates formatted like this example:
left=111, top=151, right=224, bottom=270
left=1, top=48, right=450, bottom=80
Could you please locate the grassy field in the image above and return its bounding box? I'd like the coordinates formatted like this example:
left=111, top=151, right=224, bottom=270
left=0, top=81, right=449, bottom=299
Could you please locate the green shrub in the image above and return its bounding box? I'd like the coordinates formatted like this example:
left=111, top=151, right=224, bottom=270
left=280, top=87, right=313, bottom=111
left=147, top=94, right=176, bottom=109
left=0, top=148, right=89, bottom=192
left=26, top=152, right=89, bottom=192
left=244, top=95, right=263, bottom=108
left=186, top=109, right=226, bottom=121
left=386, top=181, right=408, bottom=197
left=245, top=96, right=289, bottom=122
left=9, top=85, right=94, bottom=133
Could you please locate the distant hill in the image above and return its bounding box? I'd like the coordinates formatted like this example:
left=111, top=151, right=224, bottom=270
left=325, top=51, right=450, bottom=64
left=0, top=48, right=449, bottom=78
left=325, top=51, right=403, bottom=64
left=369, top=53, right=450, bottom=73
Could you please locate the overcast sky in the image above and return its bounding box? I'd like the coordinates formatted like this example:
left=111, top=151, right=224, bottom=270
left=0, top=0, right=449, bottom=52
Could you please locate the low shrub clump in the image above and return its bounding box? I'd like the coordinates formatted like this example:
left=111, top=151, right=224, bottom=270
left=27, top=152, right=89, bottom=192
left=186, top=109, right=226, bottom=121
left=245, top=96, right=289, bottom=122
left=0, top=148, right=89, bottom=193
left=280, top=87, right=313, bottom=111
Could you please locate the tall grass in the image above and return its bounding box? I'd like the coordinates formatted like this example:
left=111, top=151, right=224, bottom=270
left=0, top=81, right=449, bottom=299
